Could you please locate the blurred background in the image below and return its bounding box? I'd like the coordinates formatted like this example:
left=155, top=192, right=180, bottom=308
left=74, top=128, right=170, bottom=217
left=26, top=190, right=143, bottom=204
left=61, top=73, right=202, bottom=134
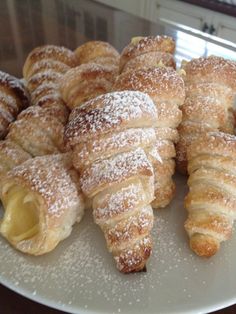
left=0, top=0, right=236, bottom=76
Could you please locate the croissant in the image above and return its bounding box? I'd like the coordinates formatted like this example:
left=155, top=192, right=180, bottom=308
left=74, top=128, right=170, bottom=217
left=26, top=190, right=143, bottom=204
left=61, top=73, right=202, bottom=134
left=23, top=45, right=78, bottom=124
left=0, top=71, right=29, bottom=139
left=60, top=63, right=118, bottom=110
left=184, top=132, right=236, bottom=257
left=75, top=40, right=119, bottom=67
left=119, top=35, right=175, bottom=73
left=65, top=91, right=158, bottom=273
left=113, top=66, right=185, bottom=208
left=176, top=56, right=236, bottom=174
left=6, top=106, right=65, bottom=157
left=0, top=153, right=85, bottom=255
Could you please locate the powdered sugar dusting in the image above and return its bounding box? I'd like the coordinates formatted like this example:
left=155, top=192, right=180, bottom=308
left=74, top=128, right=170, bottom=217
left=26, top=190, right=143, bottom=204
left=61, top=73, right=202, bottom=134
left=80, top=148, right=153, bottom=196
left=5, top=154, right=79, bottom=216
left=114, top=66, right=185, bottom=103
left=94, top=182, right=146, bottom=221
left=0, top=140, right=31, bottom=177
left=1, top=175, right=233, bottom=313
left=65, top=91, right=157, bottom=146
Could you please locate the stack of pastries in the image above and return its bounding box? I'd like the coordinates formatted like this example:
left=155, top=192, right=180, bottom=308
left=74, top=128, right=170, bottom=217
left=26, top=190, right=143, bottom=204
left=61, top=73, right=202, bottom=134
left=0, top=36, right=236, bottom=273
left=0, top=45, right=78, bottom=179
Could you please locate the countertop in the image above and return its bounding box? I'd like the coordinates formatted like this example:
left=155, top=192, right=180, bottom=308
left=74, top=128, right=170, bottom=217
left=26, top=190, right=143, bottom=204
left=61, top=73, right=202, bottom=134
left=0, top=0, right=236, bottom=313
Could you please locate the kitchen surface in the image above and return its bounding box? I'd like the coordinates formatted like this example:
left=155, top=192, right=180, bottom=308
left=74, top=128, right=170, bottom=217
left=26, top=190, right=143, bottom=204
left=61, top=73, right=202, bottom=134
left=0, top=0, right=236, bottom=314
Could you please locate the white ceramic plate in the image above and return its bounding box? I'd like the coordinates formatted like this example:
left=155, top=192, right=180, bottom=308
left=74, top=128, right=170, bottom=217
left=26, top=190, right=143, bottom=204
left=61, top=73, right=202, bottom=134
left=0, top=174, right=235, bottom=314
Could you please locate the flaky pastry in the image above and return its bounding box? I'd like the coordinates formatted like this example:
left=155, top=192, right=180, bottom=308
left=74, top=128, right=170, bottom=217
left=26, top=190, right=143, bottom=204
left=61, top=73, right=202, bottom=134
left=119, top=35, right=175, bottom=73
left=65, top=91, right=158, bottom=273
left=176, top=56, right=236, bottom=174
left=113, top=66, right=185, bottom=208
left=0, top=71, right=29, bottom=139
left=60, top=63, right=118, bottom=110
left=185, top=132, right=236, bottom=257
left=0, top=153, right=85, bottom=255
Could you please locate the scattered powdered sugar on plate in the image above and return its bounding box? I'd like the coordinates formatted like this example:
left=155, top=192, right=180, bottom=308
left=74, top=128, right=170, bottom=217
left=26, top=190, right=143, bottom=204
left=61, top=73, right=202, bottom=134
left=0, top=174, right=235, bottom=314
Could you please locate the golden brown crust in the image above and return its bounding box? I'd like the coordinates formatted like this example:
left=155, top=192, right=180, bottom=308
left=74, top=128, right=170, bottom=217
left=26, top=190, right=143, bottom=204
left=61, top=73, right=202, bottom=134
left=119, top=36, right=175, bottom=72
left=176, top=56, right=236, bottom=174
left=72, top=128, right=156, bottom=172
left=75, top=41, right=119, bottom=65
left=65, top=91, right=158, bottom=147
left=176, top=121, right=216, bottom=174
left=0, top=140, right=31, bottom=180
left=152, top=180, right=175, bottom=209
left=80, top=148, right=154, bottom=197
left=23, top=45, right=78, bottom=79
left=7, top=106, right=65, bottom=156
left=189, top=234, right=220, bottom=257
left=182, top=55, right=236, bottom=90
left=38, top=101, right=69, bottom=125
left=187, top=132, right=236, bottom=161
left=0, top=71, right=29, bottom=139
left=113, top=66, right=185, bottom=208
left=66, top=91, right=156, bottom=273
left=23, top=45, right=77, bottom=127
left=184, top=131, right=236, bottom=257
left=113, top=67, right=185, bottom=106
left=181, top=96, right=231, bottom=131
left=25, top=59, right=70, bottom=80
left=0, top=153, right=85, bottom=255
left=114, top=235, right=152, bottom=273
left=60, top=63, right=118, bottom=110
left=122, top=51, right=176, bottom=73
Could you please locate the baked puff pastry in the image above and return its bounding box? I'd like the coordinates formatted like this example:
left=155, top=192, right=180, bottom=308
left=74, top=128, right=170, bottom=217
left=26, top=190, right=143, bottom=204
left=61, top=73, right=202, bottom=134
left=184, top=132, right=236, bottom=257
left=7, top=106, right=65, bottom=157
left=0, top=140, right=31, bottom=180
left=65, top=91, right=158, bottom=273
left=75, top=40, right=119, bottom=67
left=119, top=35, right=175, bottom=73
left=0, top=71, right=29, bottom=139
left=176, top=56, right=236, bottom=174
left=60, top=63, right=118, bottom=110
left=0, top=153, right=85, bottom=255
left=23, top=45, right=78, bottom=124
left=113, top=67, right=185, bottom=208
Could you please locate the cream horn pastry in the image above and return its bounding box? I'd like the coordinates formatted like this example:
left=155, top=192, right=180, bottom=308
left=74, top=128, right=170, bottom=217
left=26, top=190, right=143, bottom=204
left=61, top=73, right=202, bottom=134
left=23, top=45, right=78, bottom=125
left=65, top=91, right=159, bottom=273
left=119, top=35, right=175, bottom=73
left=113, top=67, right=185, bottom=208
left=184, top=132, right=236, bottom=257
left=0, top=153, right=85, bottom=255
left=176, top=56, right=236, bottom=174
left=75, top=40, right=119, bottom=67
left=0, top=71, right=29, bottom=139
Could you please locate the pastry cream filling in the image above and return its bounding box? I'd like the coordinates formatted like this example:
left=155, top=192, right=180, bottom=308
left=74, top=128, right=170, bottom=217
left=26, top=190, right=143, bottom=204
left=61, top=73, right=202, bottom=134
left=0, top=185, right=39, bottom=242
left=156, top=60, right=165, bottom=68
left=131, top=36, right=144, bottom=45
